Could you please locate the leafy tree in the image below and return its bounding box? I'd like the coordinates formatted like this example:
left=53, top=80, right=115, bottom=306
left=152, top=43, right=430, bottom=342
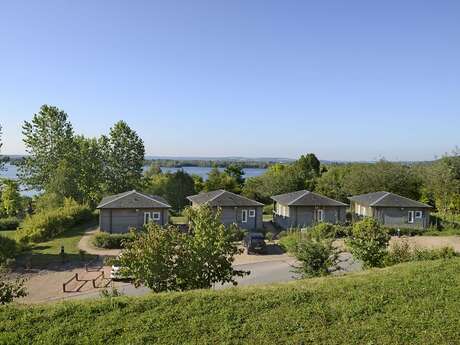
left=0, top=266, right=27, bottom=304
left=163, top=170, right=196, bottom=211
left=192, top=174, right=205, bottom=193
left=346, top=218, right=390, bottom=268
left=101, top=121, right=145, bottom=194
left=19, top=105, right=75, bottom=191
left=143, top=164, right=162, bottom=179
left=204, top=166, right=239, bottom=193
left=224, top=164, right=245, bottom=186
left=120, top=205, right=248, bottom=292
left=1, top=179, right=21, bottom=217
left=73, top=136, right=105, bottom=206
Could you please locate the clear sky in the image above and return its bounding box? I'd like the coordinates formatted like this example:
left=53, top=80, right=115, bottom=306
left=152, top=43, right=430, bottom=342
left=0, top=1, right=459, bottom=161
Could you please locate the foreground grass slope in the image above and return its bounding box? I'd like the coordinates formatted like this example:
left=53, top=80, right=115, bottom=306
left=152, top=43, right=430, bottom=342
left=2, top=259, right=460, bottom=345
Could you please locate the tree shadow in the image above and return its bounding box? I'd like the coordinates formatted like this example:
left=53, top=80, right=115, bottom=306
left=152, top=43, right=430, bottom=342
left=264, top=244, right=285, bottom=255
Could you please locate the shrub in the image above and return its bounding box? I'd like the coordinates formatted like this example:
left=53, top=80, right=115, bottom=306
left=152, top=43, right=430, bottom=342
left=293, top=238, right=337, bottom=278
left=265, top=232, right=274, bottom=242
left=278, top=232, right=301, bottom=253
left=0, top=236, right=18, bottom=265
left=385, top=240, right=456, bottom=266
left=386, top=227, right=425, bottom=237
left=229, top=226, right=247, bottom=242
left=277, top=230, right=287, bottom=239
left=0, top=217, right=20, bottom=231
left=16, top=198, right=94, bottom=243
left=308, top=223, right=338, bottom=240
left=92, top=232, right=136, bottom=249
left=346, top=218, right=390, bottom=268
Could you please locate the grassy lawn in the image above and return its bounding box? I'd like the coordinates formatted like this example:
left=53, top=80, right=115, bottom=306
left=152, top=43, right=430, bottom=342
left=423, top=228, right=460, bottom=236
left=16, top=220, right=97, bottom=268
left=2, top=258, right=460, bottom=344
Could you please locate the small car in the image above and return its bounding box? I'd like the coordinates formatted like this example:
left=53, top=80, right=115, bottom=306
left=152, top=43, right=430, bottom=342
left=242, top=232, right=266, bottom=254
left=110, top=254, right=132, bottom=280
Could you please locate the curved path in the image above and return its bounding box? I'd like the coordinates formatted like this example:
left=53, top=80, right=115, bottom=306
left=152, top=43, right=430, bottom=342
left=78, top=228, right=122, bottom=257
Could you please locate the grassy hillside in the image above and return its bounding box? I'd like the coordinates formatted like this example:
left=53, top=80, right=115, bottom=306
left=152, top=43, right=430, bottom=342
left=2, top=259, right=460, bottom=344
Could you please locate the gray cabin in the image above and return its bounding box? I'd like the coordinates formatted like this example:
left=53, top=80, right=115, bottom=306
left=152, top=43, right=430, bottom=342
left=271, top=190, right=347, bottom=229
left=348, top=191, right=432, bottom=229
left=187, top=190, right=264, bottom=231
left=97, top=190, right=171, bottom=233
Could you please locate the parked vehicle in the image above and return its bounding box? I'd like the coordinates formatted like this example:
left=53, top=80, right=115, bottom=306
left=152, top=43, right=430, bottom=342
left=243, top=232, right=266, bottom=254
left=110, top=254, right=132, bottom=280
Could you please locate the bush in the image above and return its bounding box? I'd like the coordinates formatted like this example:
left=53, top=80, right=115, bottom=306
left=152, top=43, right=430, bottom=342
left=293, top=238, right=337, bottom=278
left=229, top=226, right=247, bottom=242
left=308, top=223, right=338, bottom=240
left=385, top=240, right=456, bottom=266
left=16, top=198, right=94, bottom=243
left=0, top=217, right=20, bottom=231
left=0, top=236, right=18, bottom=265
left=277, top=230, right=287, bottom=239
left=278, top=231, right=302, bottom=253
left=92, top=232, right=136, bottom=249
left=346, top=218, right=390, bottom=268
left=386, top=227, right=425, bottom=236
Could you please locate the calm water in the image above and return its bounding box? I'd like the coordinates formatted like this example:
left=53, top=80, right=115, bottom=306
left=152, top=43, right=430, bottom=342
left=0, top=163, right=266, bottom=196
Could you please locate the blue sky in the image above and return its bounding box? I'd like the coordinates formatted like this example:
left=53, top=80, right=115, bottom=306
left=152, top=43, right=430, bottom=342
left=0, top=1, right=459, bottom=161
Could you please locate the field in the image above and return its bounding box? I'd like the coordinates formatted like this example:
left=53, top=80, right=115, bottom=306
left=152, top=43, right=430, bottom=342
left=2, top=258, right=460, bottom=344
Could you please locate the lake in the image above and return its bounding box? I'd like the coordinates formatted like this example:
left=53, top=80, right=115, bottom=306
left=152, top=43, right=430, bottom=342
left=0, top=163, right=266, bottom=196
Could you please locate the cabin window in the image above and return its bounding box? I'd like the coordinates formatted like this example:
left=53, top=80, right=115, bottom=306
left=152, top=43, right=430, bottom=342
left=249, top=209, right=256, bottom=217
left=415, top=211, right=423, bottom=219
left=144, top=212, right=151, bottom=224
left=316, top=209, right=324, bottom=222
left=408, top=211, right=415, bottom=223
left=152, top=212, right=161, bottom=220
left=356, top=204, right=361, bottom=215
left=241, top=210, right=248, bottom=223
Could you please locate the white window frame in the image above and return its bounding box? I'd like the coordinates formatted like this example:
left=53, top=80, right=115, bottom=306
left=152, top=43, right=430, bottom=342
left=249, top=209, right=255, bottom=218
left=241, top=209, right=248, bottom=223
left=152, top=211, right=161, bottom=221
left=356, top=204, right=361, bottom=215
left=408, top=211, right=415, bottom=223
left=316, top=209, right=324, bottom=222
left=415, top=211, right=423, bottom=219
left=144, top=212, right=151, bottom=225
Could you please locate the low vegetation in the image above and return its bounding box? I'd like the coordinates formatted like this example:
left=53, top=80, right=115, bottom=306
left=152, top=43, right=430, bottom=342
left=0, top=218, right=19, bottom=231
left=2, top=258, right=460, bottom=344
left=15, top=199, right=94, bottom=243
left=92, top=232, right=136, bottom=249
left=0, top=236, right=18, bottom=265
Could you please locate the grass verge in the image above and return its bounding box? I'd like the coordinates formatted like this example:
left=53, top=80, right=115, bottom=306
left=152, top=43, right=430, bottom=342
left=2, top=258, right=460, bottom=344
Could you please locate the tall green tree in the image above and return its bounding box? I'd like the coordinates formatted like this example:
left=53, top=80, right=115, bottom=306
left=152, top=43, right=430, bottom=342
left=224, top=164, right=245, bottom=187
left=0, top=179, right=22, bottom=217
left=101, top=121, right=145, bottom=194
left=204, top=166, right=239, bottom=193
left=163, top=170, right=196, bottom=211
left=19, top=105, right=75, bottom=191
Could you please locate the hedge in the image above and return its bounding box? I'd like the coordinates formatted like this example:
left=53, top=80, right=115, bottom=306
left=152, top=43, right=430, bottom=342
left=92, top=232, right=136, bottom=249
left=16, top=199, right=94, bottom=243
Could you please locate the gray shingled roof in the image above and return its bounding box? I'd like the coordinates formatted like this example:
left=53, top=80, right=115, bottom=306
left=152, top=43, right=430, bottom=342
left=271, top=190, right=347, bottom=207
left=97, top=190, right=171, bottom=209
left=348, top=191, right=432, bottom=208
left=187, top=190, right=264, bottom=207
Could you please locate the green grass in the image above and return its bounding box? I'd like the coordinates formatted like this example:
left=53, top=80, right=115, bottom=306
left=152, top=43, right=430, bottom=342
left=2, top=258, right=460, bottom=344
left=16, top=220, right=97, bottom=268
left=423, top=228, right=460, bottom=236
